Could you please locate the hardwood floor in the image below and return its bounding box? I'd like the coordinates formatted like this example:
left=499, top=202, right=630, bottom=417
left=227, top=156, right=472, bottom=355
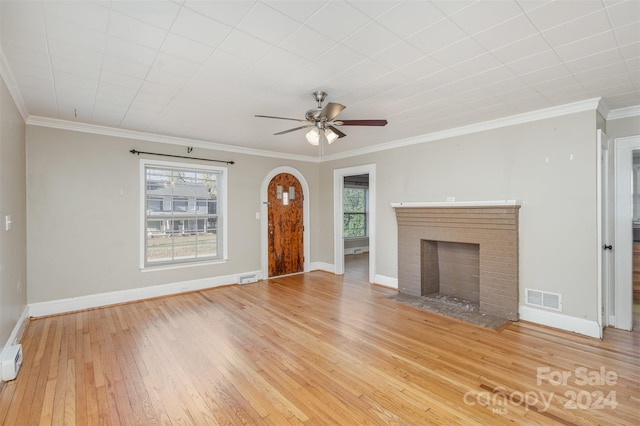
left=344, top=252, right=368, bottom=281
left=1, top=271, right=639, bottom=425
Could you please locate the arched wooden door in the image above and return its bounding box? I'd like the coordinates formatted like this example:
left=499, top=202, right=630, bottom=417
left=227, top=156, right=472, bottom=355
left=268, top=173, right=304, bottom=277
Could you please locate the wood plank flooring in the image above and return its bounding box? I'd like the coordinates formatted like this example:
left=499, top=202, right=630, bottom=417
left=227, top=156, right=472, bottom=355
left=1, top=270, right=638, bottom=425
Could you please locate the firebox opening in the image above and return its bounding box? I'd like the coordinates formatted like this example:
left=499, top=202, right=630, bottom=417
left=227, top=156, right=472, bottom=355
left=421, top=240, right=480, bottom=302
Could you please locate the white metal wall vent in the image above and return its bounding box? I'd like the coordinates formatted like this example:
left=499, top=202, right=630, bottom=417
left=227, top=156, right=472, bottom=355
left=525, top=289, right=562, bottom=312
left=238, top=273, right=259, bottom=285
left=1, top=344, right=22, bottom=381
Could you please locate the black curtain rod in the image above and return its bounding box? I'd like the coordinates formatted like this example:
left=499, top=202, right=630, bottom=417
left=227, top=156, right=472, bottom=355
left=129, top=149, right=234, bottom=165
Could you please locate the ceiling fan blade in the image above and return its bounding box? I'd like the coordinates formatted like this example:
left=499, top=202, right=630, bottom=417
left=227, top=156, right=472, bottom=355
left=335, top=119, right=388, bottom=126
left=328, top=125, right=347, bottom=138
left=274, top=125, right=313, bottom=135
left=255, top=114, right=308, bottom=123
left=319, top=102, right=346, bottom=121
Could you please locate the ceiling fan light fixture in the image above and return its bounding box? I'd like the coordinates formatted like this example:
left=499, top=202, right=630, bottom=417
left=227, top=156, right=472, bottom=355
left=305, top=128, right=320, bottom=145
left=256, top=91, right=388, bottom=146
left=325, top=128, right=338, bottom=144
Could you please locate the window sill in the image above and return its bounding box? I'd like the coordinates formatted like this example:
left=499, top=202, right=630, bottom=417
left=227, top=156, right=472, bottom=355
left=141, top=258, right=228, bottom=272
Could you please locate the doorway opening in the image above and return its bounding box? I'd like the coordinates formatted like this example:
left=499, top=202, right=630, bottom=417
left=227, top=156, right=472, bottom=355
left=631, top=150, right=640, bottom=329
left=333, top=164, right=376, bottom=283
left=343, top=174, right=370, bottom=281
left=612, top=135, right=640, bottom=331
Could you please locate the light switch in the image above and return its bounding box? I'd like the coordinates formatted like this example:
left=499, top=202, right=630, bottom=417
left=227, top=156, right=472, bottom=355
left=255, top=212, right=260, bottom=219
left=5, top=215, right=11, bottom=231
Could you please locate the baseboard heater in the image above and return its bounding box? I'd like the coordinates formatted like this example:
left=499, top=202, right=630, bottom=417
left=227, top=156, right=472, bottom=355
left=238, top=273, right=259, bottom=285
left=1, top=344, right=22, bottom=381
left=525, top=288, right=562, bottom=312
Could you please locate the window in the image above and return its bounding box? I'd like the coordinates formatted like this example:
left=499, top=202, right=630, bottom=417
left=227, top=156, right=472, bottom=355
left=142, top=160, right=226, bottom=267
left=343, top=187, right=368, bottom=237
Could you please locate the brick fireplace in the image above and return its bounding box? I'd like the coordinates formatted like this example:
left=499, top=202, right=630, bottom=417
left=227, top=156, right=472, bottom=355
left=393, top=201, right=521, bottom=321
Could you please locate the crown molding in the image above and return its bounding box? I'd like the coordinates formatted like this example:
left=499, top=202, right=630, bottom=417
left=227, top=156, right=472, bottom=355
left=24, top=97, right=606, bottom=164
left=597, top=101, right=610, bottom=119
left=321, top=98, right=602, bottom=162
left=607, top=105, right=640, bottom=121
left=0, top=49, right=29, bottom=122
left=26, top=116, right=319, bottom=163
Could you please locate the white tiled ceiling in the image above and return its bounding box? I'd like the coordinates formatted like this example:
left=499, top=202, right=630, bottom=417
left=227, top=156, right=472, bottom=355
left=1, top=0, right=638, bottom=157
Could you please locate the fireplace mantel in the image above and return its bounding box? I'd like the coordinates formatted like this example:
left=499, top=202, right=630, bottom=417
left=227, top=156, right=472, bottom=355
left=391, top=200, right=521, bottom=208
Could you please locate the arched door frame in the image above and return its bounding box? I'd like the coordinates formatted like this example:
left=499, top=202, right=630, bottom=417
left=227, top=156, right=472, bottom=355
left=261, top=167, right=310, bottom=279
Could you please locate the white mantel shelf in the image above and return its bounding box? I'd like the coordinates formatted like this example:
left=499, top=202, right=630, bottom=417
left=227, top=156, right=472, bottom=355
left=391, top=200, right=521, bottom=208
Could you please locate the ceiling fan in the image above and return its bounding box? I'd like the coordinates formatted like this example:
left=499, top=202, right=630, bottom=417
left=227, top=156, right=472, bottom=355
left=255, top=91, right=388, bottom=146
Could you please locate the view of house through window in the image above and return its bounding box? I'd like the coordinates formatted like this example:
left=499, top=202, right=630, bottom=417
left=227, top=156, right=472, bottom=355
left=143, top=162, right=225, bottom=266
left=343, top=186, right=368, bottom=237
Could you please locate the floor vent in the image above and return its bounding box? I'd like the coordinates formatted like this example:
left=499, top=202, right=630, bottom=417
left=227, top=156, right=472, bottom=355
left=238, top=273, right=259, bottom=285
left=1, top=344, right=22, bottom=381
left=525, top=288, right=562, bottom=312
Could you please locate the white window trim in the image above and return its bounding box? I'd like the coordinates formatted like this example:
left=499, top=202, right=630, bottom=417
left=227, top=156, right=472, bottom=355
left=139, top=158, right=228, bottom=270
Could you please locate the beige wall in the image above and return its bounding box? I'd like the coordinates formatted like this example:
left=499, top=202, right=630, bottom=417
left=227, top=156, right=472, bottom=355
left=23, top=107, right=636, bottom=325
left=0, top=76, right=27, bottom=347
left=320, top=111, right=599, bottom=321
left=26, top=126, right=319, bottom=303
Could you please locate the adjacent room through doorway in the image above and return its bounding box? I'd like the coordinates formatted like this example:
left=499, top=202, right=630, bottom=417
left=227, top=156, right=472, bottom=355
left=343, top=174, right=369, bottom=281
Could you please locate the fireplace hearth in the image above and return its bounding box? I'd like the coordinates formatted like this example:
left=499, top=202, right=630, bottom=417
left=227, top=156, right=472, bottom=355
left=392, top=201, right=521, bottom=321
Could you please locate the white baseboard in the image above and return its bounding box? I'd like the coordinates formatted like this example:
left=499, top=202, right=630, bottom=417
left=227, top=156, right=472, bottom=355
left=374, top=274, right=398, bottom=289
left=310, top=262, right=335, bottom=273
left=519, top=305, right=602, bottom=338
left=29, top=273, right=244, bottom=317
left=2, top=305, right=29, bottom=349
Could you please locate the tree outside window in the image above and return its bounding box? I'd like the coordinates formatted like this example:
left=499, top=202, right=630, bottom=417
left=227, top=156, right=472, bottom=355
left=343, top=187, right=367, bottom=237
